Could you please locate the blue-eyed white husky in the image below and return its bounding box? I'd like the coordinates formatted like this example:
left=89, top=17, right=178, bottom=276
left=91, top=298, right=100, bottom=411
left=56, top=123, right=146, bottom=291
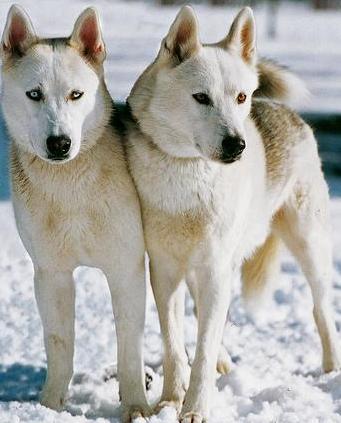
left=1, top=5, right=149, bottom=421
left=126, top=6, right=341, bottom=422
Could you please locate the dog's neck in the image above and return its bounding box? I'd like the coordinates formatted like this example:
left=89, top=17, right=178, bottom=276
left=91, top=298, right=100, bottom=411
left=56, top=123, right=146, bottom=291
left=10, top=123, right=121, bottom=206
left=125, top=100, right=206, bottom=168
left=127, top=122, right=226, bottom=216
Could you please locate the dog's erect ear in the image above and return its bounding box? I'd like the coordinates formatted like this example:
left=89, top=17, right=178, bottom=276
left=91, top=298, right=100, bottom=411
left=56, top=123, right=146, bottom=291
left=162, top=6, right=200, bottom=64
left=70, top=7, right=105, bottom=64
left=1, top=5, right=36, bottom=58
left=222, top=7, right=256, bottom=65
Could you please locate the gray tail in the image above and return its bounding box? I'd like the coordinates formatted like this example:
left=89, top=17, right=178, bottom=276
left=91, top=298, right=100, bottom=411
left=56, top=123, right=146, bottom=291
left=255, top=59, right=309, bottom=108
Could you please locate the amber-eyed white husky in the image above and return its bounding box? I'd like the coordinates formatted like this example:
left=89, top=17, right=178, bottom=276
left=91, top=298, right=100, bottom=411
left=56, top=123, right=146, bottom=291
left=126, top=6, right=341, bottom=422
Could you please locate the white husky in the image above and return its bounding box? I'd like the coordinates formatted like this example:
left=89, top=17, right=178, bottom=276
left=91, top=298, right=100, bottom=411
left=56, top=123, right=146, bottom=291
left=127, top=6, right=341, bottom=422
left=1, top=5, right=149, bottom=421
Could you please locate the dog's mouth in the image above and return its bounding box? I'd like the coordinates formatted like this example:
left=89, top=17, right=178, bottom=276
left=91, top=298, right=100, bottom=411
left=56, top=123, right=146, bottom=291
left=46, top=154, right=70, bottom=163
left=219, top=153, right=243, bottom=164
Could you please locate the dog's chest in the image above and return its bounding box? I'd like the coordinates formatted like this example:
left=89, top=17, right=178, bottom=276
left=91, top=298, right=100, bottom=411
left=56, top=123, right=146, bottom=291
left=131, top=133, right=270, bottom=266
left=139, top=162, right=243, bottom=263
left=132, top=144, right=220, bottom=215
left=144, top=205, right=209, bottom=263
left=12, top=145, right=137, bottom=269
left=15, top=186, right=115, bottom=267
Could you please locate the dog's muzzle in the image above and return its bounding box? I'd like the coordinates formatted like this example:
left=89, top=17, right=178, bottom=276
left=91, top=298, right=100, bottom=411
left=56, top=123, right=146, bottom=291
left=220, top=135, right=246, bottom=164
left=46, top=135, right=71, bottom=160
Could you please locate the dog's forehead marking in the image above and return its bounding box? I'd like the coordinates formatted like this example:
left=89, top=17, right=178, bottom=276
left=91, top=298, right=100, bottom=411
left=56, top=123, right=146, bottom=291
left=15, top=43, right=99, bottom=93
left=178, top=46, right=257, bottom=96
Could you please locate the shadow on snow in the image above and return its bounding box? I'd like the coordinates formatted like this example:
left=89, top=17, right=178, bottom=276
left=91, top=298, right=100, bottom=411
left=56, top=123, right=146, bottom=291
left=0, top=363, right=46, bottom=402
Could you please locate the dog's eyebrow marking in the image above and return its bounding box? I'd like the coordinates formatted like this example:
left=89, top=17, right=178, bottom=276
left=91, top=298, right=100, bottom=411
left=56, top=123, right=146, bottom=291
left=39, top=37, right=69, bottom=50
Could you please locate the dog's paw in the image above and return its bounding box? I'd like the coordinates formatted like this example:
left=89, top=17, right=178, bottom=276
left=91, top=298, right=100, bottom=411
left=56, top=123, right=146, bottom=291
left=122, top=404, right=151, bottom=423
left=155, top=399, right=183, bottom=415
left=323, top=354, right=341, bottom=373
left=216, top=345, right=232, bottom=375
left=40, top=389, right=65, bottom=412
left=180, top=412, right=206, bottom=423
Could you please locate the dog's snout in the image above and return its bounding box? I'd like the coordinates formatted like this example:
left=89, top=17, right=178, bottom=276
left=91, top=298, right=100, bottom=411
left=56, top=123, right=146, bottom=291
left=221, top=136, right=246, bottom=163
left=46, top=135, right=71, bottom=159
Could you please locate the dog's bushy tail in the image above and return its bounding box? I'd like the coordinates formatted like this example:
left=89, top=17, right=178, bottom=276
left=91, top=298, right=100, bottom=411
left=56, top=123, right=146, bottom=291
left=255, top=59, right=309, bottom=108
left=242, top=232, right=282, bottom=309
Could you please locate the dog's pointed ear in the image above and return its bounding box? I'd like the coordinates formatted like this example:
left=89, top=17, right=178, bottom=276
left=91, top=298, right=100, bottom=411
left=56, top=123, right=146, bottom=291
left=162, top=6, right=201, bottom=65
left=222, top=7, right=256, bottom=65
left=70, top=7, right=105, bottom=64
left=1, top=5, right=37, bottom=58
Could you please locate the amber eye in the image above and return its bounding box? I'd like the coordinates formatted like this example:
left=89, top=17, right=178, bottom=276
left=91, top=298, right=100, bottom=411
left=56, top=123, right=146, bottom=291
left=237, top=92, right=247, bottom=104
left=69, top=90, right=84, bottom=101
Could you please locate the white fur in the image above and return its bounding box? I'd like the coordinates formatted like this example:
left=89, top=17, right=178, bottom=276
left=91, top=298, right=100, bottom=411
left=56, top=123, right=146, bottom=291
left=127, top=6, right=341, bottom=422
left=1, top=6, right=149, bottom=422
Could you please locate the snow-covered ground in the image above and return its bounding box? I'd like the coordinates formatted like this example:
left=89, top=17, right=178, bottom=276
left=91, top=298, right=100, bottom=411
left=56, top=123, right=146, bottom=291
left=1, top=198, right=341, bottom=423
left=1, top=0, right=341, bottom=422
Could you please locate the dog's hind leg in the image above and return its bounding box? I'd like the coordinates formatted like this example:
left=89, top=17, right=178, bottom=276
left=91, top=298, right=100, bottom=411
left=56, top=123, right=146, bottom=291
left=274, top=178, right=341, bottom=372
left=187, top=272, right=232, bottom=375
left=34, top=268, right=75, bottom=411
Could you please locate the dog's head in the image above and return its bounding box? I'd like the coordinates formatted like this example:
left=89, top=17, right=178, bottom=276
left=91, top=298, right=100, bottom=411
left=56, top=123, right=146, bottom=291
left=129, top=6, right=258, bottom=163
left=1, top=5, right=110, bottom=164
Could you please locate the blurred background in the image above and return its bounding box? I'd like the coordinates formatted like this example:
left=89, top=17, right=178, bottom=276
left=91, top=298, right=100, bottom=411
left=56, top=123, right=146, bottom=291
left=0, top=0, right=339, bottom=200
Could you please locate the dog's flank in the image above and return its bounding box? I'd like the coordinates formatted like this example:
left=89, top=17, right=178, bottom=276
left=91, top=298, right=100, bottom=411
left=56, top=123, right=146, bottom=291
left=1, top=5, right=149, bottom=422
left=127, top=5, right=340, bottom=422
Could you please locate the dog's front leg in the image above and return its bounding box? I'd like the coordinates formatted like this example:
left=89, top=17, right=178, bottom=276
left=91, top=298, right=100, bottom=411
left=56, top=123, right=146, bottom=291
left=187, top=272, right=232, bottom=376
left=105, top=261, right=150, bottom=423
left=34, top=267, right=75, bottom=411
left=180, top=259, right=232, bottom=423
left=150, top=252, right=190, bottom=415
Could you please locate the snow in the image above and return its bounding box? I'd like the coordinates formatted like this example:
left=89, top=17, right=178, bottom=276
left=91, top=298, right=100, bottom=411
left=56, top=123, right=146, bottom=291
left=1, top=198, right=341, bottom=423
left=0, top=0, right=341, bottom=422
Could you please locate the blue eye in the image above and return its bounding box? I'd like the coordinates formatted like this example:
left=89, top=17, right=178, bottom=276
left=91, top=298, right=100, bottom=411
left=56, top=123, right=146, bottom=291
left=26, top=89, right=43, bottom=102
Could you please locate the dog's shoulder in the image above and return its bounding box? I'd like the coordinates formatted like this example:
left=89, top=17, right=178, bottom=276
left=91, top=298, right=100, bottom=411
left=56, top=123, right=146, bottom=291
left=250, top=98, right=318, bottom=187
left=250, top=98, right=314, bottom=162
left=251, top=99, right=308, bottom=145
left=10, top=144, right=33, bottom=204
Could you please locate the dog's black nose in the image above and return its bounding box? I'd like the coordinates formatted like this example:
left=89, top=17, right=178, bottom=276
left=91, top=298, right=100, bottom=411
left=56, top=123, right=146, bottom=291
left=221, top=136, right=246, bottom=163
left=46, top=135, right=71, bottom=159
